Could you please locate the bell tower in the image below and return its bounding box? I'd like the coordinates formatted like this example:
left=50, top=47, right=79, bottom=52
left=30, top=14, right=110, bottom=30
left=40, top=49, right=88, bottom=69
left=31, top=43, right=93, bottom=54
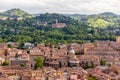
left=56, top=19, right=58, bottom=24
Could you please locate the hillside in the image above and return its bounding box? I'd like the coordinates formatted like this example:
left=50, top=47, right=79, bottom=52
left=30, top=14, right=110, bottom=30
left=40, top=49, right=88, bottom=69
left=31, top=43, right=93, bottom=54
left=0, top=8, right=34, bottom=18
left=88, top=19, right=112, bottom=28
left=0, top=13, right=91, bottom=44
left=99, top=12, right=117, bottom=16
left=66, top=12, right=120, bottom=28
left=34, top=13, right=75, bottom=24
left=0, top=10, right=117, bottom=45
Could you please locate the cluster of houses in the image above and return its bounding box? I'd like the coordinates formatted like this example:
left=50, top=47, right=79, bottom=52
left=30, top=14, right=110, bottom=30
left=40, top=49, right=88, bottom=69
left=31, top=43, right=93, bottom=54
left=0, top=38, right=120, bottom=79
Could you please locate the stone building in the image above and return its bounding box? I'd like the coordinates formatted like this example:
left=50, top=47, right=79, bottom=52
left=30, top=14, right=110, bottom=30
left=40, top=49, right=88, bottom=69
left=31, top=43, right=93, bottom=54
left=52, top=19, right=66, bottom=28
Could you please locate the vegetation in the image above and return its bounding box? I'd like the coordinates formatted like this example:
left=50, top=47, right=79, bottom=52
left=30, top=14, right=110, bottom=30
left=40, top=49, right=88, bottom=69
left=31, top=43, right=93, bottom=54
left=68, top=12, right=120, bottom=29
left=34, top=57, right=43, bottom=70
left=2, top=61, right=9, bottom=66
left=0, top=9, right=118, bottom=46
left=0, top=8, right=34, bottom=18
left=100, top=59, right=106, bottom=65
left=15, top=53, right=19, bottom=58
left=20, top=63, right=26, bottom=67
left=83, top=63, right=94, bottom=69
left=88, top=18, right=111, bottom=28
left=7, top=44, right=13, bottom=48
left=89, top=76, right=98, bottom=80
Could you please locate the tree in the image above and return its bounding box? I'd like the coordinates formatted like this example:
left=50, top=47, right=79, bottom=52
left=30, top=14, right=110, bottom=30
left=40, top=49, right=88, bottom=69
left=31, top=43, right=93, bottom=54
left=2, top=61, right=9, bottom=66
left=34, top=57, right=43, bottom=70
left=100, top=59, right=106, bottom=65
left=83, top=64, right=89, bottom=69
left=89, top=63, right=94, bottom=68
left=7, top=44, right=13, bottom=48
left=89, top=76, right=98, bottom=80
left=21, top=63, right=26, bottom=67
left=15, top=53, right=19, bottom=58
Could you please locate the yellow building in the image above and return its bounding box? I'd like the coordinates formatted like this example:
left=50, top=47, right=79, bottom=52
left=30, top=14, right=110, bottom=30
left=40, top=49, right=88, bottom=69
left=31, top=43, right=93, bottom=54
left=116, top=37, right=120, bottom=42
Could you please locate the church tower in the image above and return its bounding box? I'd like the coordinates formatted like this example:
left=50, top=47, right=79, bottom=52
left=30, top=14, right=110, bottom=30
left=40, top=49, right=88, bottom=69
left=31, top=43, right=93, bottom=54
left=56, top=19, right=58, bottom=24
left=68, top=46, right=76, bottom=58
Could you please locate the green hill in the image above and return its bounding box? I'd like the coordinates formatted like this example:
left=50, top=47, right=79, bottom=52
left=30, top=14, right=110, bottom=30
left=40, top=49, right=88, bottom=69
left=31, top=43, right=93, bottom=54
left=66, top=12, right=120, bottom=28
left=88, top=19, right=113, bottom=28
left=0, top=11, right=117, bottom=45
left=0, top=8, right=34, bottom=18
left=99, top=12, right=117, bottom=16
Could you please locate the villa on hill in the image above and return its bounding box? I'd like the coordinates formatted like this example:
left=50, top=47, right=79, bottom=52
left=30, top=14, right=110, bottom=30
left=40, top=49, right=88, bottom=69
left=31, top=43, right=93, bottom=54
left=52, top=19, right=67, bottom=28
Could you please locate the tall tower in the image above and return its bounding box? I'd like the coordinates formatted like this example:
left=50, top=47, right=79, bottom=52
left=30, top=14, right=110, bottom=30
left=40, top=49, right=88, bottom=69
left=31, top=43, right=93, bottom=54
left=56, top=19, right=58, bottom=24
left=68, top=47, right=75, bottom=57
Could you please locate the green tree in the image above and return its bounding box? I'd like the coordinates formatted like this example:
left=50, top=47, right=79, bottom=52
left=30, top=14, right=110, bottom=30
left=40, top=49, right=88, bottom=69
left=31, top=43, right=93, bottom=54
left=89, top=63, right=94, bottom=68
left=34, top=57, right=43, bottom=70
left=20, top=63, right=26, bottom=67
left=100, top=59, right=106, bottom=65
left=83, top=64, right=89, bottom=69
left=15, top=53, right=19, bottom=58
left=89, top=76, right=98, bottom=80
left=7, top=44, right=13, bottom=48
left=2, top=61, right=9, bottom=66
